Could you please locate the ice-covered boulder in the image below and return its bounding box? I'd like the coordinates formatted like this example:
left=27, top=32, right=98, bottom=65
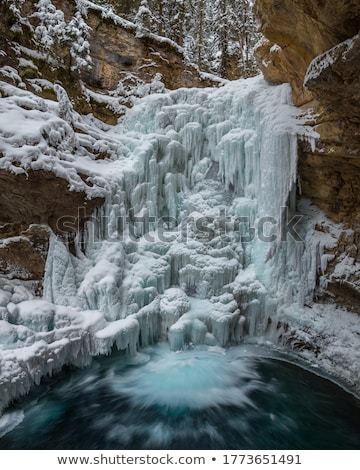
left=8, top=300, right=55, bottom=333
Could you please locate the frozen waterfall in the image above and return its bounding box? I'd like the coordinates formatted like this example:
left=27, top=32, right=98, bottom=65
left=0, top=76, right=323, bottom=412
left=44, top=78, right=303, bottom=350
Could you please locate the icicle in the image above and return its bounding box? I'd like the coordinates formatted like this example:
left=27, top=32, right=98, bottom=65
left=94, top=318, right=140, bottom=356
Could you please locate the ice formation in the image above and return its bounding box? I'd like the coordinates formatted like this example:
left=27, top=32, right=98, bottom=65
left=1, top=75, right=360, bottom=413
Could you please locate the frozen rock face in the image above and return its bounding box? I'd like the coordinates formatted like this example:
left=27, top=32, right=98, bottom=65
left=0, top=84, right=105, bottom=290
left=300, top=33, right=360, bottom=225
left=254, top=0, right=360, bottom=310
left=304, top=34, right=360, bottom=121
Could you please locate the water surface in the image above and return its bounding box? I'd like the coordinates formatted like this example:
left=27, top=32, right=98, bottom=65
left=0, top=344, right=359, bottom=449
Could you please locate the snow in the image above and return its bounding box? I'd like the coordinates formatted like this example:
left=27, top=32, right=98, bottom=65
left=304, top=34, right=359, bottom=85
left=270, top=44, right=281, bottom=53
left=76, top=0, right=137, bottom=31
left=279, top=303, right=360, bottom=388
left=84, top=73, right=166, bottom=116
left=10, top=300, right=55, bottom=333
left=0, top=80, right=108, bottom=198
left=0, top=73, right=359, bottom=414
left=0, top=66, right=25, bottom=88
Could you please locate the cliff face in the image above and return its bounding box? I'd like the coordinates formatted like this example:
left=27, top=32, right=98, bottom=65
left=254, top=0, right=360, bottom=106
left=254, top=0, right=360, bottom=310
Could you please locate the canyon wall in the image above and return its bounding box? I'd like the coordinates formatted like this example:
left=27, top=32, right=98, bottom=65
left=254, top=0, right=360, bottom=310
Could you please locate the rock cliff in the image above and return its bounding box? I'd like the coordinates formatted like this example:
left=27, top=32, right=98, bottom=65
left=254, top=0, right=360, bottom=310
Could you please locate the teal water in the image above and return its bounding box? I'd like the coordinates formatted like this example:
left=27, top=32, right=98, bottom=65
left=0, top=344, right=359, bottom=449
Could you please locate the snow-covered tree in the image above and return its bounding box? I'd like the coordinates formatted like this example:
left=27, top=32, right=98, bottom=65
left=135, top=0, right=159, bottom=35
left=32, top=1, right=93, bottom=72
left=33, top=0, right=67, bottom=52
left=195, top=0, right=260, bottom=77
left=54, top=84, right=74, bottom=124
left=111, top=72, right=165, bottom=105
left=223, top=0, right=260, bottom=75
left=66, top=12, right=92, bottom=71
left=3, top=0, right=32, bottom=34
left=196, top=0, right=206, bottom=69
left=4, top=0, right=25, bottom=18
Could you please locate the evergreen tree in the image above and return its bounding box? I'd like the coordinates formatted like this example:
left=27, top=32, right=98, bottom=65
left=33, top=0, right=67, bottom=52
left=135, top=0, right=158, bottom=34
left=66, top=12, right=92, bottom=72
